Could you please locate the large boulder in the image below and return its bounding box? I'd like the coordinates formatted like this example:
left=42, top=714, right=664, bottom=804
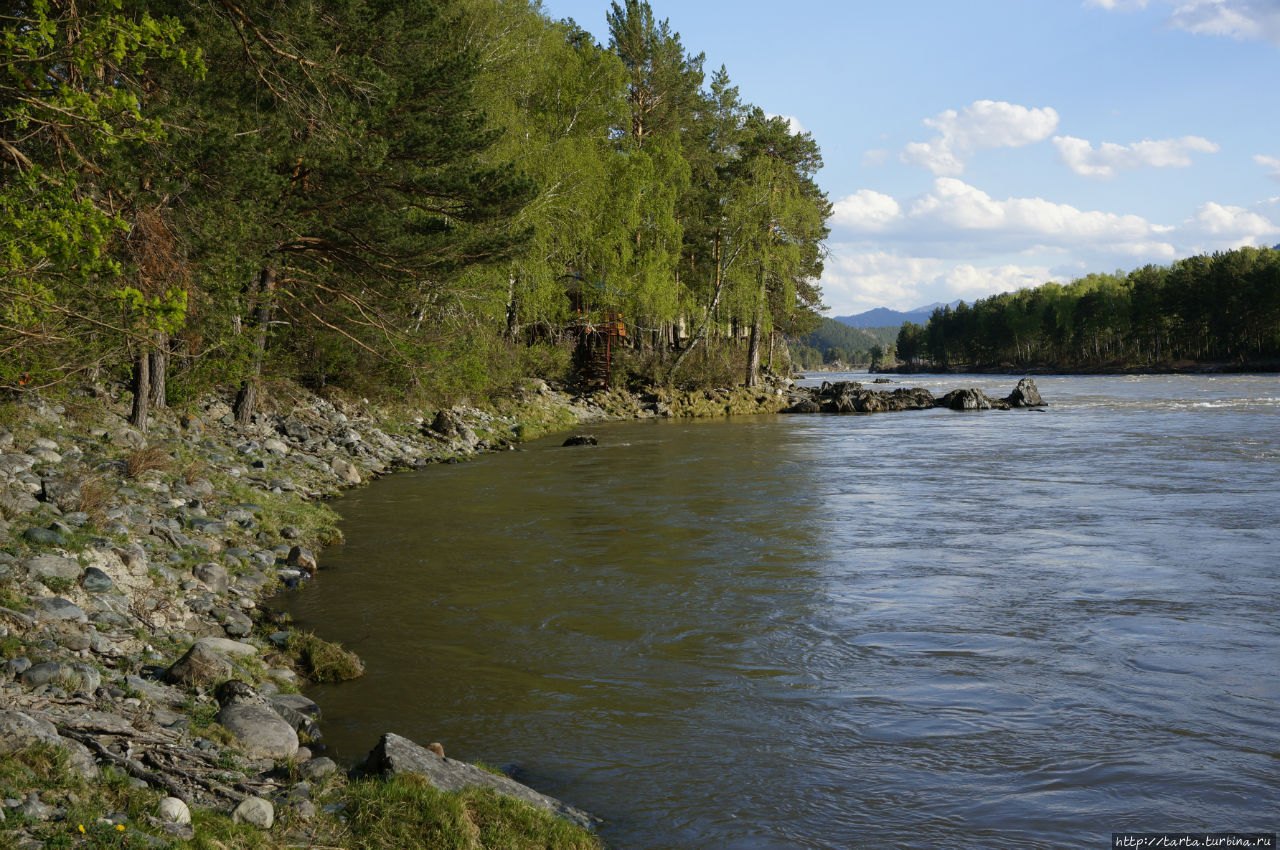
left=0, top=710, right=61, bottom=754
left=365, top=732, right=597, bottom=830
left=164, top=642, right=234, bottom=688
left=939, top=388, right=993, bottom=411
left=1005, top=377, right=1046, bottom=408
left=216, top=682, right=298, bottom=759
left=22, top=554, right=83, bottom=583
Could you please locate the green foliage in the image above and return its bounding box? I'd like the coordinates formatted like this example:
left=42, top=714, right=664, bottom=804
left=287, top=631, right=366, bottom=682
left=913, top=246, right=1280, bottom=368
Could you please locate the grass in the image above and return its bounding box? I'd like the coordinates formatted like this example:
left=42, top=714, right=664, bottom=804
left=125, top=446, right=172, bottom=478
left=342, top=775, right=601, bottom=850
left=286, top=631, right=365, bottom=683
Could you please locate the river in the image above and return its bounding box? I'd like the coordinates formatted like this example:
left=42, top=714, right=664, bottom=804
left=278, top=374, right=1280, bottom=848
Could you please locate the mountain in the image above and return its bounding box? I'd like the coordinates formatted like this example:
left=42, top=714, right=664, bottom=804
left=832, top=300, right=963, bottom=329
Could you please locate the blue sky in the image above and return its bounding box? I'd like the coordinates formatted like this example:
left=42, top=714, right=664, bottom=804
left=540, top=0, right=1280, bottom=315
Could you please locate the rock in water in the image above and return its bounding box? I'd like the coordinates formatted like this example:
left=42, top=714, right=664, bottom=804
left=562, top=435, right=598, bottom=447
left=365, top=732, right=597, bottom=830
left=1005, top=377, right=1046, bottom=408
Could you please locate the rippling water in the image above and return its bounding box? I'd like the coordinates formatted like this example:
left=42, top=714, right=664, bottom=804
left=279, top=375, right=1280, bottom=848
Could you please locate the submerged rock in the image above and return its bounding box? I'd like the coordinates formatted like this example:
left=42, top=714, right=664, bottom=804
left=561, top=435, right=598, bottom=447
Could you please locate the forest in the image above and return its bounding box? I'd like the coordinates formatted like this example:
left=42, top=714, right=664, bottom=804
left=790, top=319, right=898, bottom=370
left=894, top=246, right=1280, bottom=371
left=1, top=0, right=831, bottom=425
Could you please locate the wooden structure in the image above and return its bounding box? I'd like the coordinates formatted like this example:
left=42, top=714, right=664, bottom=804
left=564, top=276, right=626, bottom=389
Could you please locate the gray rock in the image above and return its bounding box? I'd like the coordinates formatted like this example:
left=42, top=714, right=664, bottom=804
left=939, top=388, right=994, bottom=411
left=0, top=453, right=38, bottom=476
left=365, top=732, right=597, bottom=830
left=67, top=662, right=101, bottom=694
left=292, top=799, right=317, bottom=821
left=561, top=435, right=597, bottom=447
left=1005, top=376, right=1047, bottom=408
left=220, top=609, right=253, bottom=637
left=80, top=566, right=115, bottom=593
left=39, top=477, right=81, bottom=512
left=286, top=546, right=316, bottom=575
left=164, top=643, right=233, bottom=688
left=331, top=457, right=361, bottom=485
left=269, top=692, right=321, bottom=718
left=22, top=527, right=65, bottom=546
left=19, top=661, right=66, bottom=688
left=18, top=792, right=56, bottom=821
left=282, top=420, right=311, bottom=442
left=4, top=657, right=32, bottom=677
left=22, top=554, right=82, bottom=582
left=0, top=711, right=61, bottom=754
left=232, top=796, right=274, bottom=829
left=298, top=756, right=337, bottom=781
left=60, top=737, right=99, bottom=779
left=188, top=517, right=227, bottom=535
left=113, top=544, right=148, bottom=572
left=192, top=562, right=228, bottom=594
left=30, top=597, right=87, bottom=623
left=0, top=489, right=41, bottom=516
left=217, top=702, right=298, bottom=759
left=193, top=637, right=258, bottom=657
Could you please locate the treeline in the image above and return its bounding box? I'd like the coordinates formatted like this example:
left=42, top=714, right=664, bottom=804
left=895, top=246, right=1280, bottom=369
left=1, top=0, right=830, bottom=424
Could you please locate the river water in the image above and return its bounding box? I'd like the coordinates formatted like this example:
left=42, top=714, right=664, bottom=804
left=279, top=374, right=1280, bottom=848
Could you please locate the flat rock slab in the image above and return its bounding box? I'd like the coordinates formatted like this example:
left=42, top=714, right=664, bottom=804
left=366, top=732, right=597, bottom=831
left=217, top=702, right=299, bottom=759
left=22, top=555, right=83, bottom=582
left=193, top=637, right=258, bottom=656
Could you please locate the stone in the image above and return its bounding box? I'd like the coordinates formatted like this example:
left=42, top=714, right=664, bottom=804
left=221, top=609, right=253, bottom=637
left=561, top=435, right=598, bottom=447
left=286, top=546, right=317, bottom=575
left=263, top=438, right=290, bottom=455
left=269, top=693, right=321, bottom=718
left=22, top=554, right=82, bottom=582
left=61, top=737, right=99, bottom=780
left=192, top=563, right=229, bottom=594
left=0, top=453, right=37, bottom=476
left=232, top=796, right=274, bottom=829
left=282, top=420, right=311, bottom=442
left=20, top=661, right=67, bottom=688
left=331, top=458, right=361, bottom=485
left=365, top=732, right=597, bottom=830
left=298, top=757, right=337, bottom=781
left=217, top=702, right=298, bottom=759
left=39, top=477, right=81, bottom=512
left=22, top=527, right=65, bottom=545
left=80, top=566, right=115, bottom=593
left=67, top=662, right=101, bottom=694
left=158, top=797, right=191, bottom=825
left=164, top=643, right=233, bottom=688
left=939, top=388, right=993, bottom=411
left=0, top=711, right=61, bottom=754
left=1005, top=377, right=1046, bottom=408
left=194, top=637, right=259, bottom=657
left=31, top=597, right=87, bottom=623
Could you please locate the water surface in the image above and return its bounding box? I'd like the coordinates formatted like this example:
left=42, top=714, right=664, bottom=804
left=280, top=374, right=1280, bottom=848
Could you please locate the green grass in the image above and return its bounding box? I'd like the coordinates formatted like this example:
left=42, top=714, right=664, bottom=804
left=342, top=775, right=601, bottom=850
left=285, top=631, right=365, bottom=683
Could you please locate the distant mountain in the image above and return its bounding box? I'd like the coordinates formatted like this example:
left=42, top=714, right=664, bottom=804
left=833, top=300, right=962, bottom=328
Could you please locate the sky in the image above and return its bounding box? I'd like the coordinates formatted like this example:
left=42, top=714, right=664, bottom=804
left=539, top=0, right=1280, bottom=316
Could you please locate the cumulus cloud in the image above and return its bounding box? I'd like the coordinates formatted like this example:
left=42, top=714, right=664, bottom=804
left=820, top=248, right=1059, bottom=314
left=831, top=189, right=901, bottom=231
left=900, top=100, right=1060, bottom=175
left=1255, top=153, right=1280, bottom=178
left=1054, top=135, right=1220, bottom=178
left=1087, top=0, right=1280, bottom=45
left=819, top=176, right=1279, bottom=313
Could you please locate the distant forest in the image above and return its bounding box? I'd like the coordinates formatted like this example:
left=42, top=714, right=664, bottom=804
left=790, top=320, right=898, bottom=369
left=893, top=246, right=1280, bottom=370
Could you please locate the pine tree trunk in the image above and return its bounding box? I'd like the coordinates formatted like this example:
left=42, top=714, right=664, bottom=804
left=148, top=334, right=167, bottom=410
left=130, top=350, right=150, bottom=433
left=235, top=268, right=275, bottom=428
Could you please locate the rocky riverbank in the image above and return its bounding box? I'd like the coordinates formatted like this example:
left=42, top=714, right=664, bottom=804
left=0, top=373, right=1043, bottom=848
left=781, top=377, right=1046, bottom=413
left=0, top=378, right=654, bottom=849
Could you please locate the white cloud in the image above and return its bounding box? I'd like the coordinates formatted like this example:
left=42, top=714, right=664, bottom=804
left=1255, top=153, right=1280, bottom=178
left=1054, top=135, right=1220, bottom=178
left=831, top=189, right=901, bottom=230
left=766, top=113, right=806, bottom=135
left=900, top=100, right=1060, bottom=175
left=861, top=148, right=891, bottom=167
left=819, top=176, right=1280, bottom=313
left=1088, top=0, right=1280, bottom=45
left=905, top=178, right=1168, bottom=245
left=1186, top=201, right=1279, bottom=243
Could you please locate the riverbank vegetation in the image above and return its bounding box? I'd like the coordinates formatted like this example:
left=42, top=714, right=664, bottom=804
left=891, top=246, right=1280, bottom=372
left=2, top=0, right=829, bottom=419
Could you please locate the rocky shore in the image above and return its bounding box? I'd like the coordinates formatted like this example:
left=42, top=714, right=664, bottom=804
left=0, top=373, right=1044, bottom=848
